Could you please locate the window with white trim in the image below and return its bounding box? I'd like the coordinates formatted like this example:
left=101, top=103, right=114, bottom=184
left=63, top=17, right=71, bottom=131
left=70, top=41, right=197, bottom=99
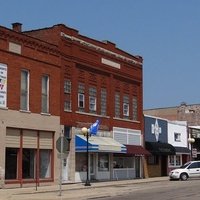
left=169, top=155, right=181, bottom=167
left=41, top=75, right=49, bottom=113
left=174, top=132, right=181, bottom=142
left=123, top=95, right=129, bottom=118
left=20, top=70, right=29, bottom=111
left=89, top=86, right=97, bottom=113
left=64, top=80, right=71, bottom=111
left=78, top=83, right=85, bottom=112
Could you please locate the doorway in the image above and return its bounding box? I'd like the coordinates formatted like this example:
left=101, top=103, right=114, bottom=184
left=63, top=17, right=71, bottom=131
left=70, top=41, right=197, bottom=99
left=135, top=157, right=141, bottom=178
left=89, top=154, right=95, bottom=180
left=161, top=156, right=167, bottom=176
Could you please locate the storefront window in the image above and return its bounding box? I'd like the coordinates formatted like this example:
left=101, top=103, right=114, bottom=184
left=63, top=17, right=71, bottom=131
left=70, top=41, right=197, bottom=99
left=76, top=153, right=87, bottom=172
left=40, top=150, right=51, bottom=178
left=5, top=148, right=18, bottom=180
left=113, top=156, right=134, bottom=168
left=22, top=149, right=35, bottom=179
left=98, top=153, right=109, bottom=171
left=169, top=155, right=175, bottom=165
left=5, top=129, right=54, bottom=182
left=147, top=155, right=159, bottom=165
left=169, top=155, right=181, bottom=167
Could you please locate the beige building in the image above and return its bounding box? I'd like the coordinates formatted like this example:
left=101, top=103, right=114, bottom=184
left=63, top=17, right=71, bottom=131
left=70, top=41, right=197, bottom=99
left=0, top=109, right=61, bottom=188
left=144, top=102, right=200, bottom=126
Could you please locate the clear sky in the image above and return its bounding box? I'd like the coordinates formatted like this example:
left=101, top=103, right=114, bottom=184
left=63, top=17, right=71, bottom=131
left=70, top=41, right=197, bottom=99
left=1, top=0, right=200, bottom=109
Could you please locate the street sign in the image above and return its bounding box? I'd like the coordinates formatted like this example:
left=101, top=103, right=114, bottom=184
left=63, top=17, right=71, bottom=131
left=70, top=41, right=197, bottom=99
left=56, top=136, right=69, bottom=153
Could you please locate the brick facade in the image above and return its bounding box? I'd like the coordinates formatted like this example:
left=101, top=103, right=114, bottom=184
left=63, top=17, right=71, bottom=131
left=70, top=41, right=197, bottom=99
left=0, top=22, right=144, bottom=185
left=0, top=23, right=61, bottom=187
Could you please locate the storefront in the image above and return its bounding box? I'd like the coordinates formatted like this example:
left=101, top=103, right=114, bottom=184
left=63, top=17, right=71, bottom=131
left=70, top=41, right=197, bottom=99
left=145, top=141, right=176, bottom=177
left=75, top=134, right=126, bottom=182
left=168, top=146, right=190, bottom=171
left=113, top=145, right=150, bottom=180
left=5, top=128, right=54, bottom=185
left=0, top=109, right=60, bottom=188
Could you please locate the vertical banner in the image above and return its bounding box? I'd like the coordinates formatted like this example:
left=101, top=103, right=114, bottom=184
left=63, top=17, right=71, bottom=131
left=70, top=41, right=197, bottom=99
left=0, top=63, right=7, bottom=108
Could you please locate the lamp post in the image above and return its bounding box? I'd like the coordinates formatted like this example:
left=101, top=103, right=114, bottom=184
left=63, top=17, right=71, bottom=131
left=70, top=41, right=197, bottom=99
left=81, top=127, right=91, bottom=186
left=188, top=137, right=195, bottom=161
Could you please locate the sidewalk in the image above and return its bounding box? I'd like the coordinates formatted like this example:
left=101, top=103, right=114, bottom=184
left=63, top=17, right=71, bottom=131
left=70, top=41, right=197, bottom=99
left=0, top=177, right=169, bottom=200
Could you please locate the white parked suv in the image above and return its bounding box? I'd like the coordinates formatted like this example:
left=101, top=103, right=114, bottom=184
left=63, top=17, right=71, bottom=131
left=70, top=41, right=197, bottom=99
left=169, top=161, right=200, bottom=181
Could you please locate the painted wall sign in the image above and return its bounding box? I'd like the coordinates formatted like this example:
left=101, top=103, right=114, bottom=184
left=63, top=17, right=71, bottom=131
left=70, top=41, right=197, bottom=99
left=151, top=119, right=162, bottom=142
left=0, top=63, right=7, bottom=108
left=144, top=116, right=168, bottom=143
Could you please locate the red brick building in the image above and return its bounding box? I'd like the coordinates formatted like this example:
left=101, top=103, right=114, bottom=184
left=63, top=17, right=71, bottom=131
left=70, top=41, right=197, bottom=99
left=25, top=24, right=148, bottom=182
left=0, top=22, right=146, bottom=186
left=0, top=23, right=61, bottom=188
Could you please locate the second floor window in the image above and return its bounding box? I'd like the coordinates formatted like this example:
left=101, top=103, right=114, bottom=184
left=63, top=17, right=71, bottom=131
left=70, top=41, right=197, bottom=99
left=20, top=70, right=29, bottom=111
left=78, top=94, right=85, bottom=109
left=101, top=88, right=107, bottom=116
left=89, top=87, right=97, bottom=113
left=133, top=96, right=138, bottom=121
left=64, top=80, right=71, bottom=93
left=123, top=95, right=129, bottom=118
left=64, top=80, right=71, bottom=111
left=78, top=82, right=85, bottom=112
left=174, top=132, right=181, bottom=142
left=115, top=93, right=120, bottom=118
left=41, top=75, right=49, bottom=113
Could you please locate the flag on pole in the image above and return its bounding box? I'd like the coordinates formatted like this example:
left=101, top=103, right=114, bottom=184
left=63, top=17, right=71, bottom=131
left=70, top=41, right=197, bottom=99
left=89, top=120, right=100, bottom=135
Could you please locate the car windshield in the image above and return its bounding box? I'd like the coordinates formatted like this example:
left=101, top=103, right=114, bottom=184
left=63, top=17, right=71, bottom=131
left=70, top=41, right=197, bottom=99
left=180, top=162, right=191, bottom=169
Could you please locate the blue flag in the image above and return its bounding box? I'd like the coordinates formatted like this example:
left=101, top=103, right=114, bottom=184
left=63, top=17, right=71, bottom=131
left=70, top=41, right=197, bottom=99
left=89, top=120, right=100, bottom=135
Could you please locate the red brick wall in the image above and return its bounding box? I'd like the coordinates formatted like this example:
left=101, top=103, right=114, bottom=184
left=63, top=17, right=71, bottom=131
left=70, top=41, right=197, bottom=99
left=0, top=26, right=61, bottom=116
left=23, top=24, right=144, bottom=132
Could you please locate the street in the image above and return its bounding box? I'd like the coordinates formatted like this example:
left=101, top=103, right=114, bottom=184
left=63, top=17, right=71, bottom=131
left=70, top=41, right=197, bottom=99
left=5, top=178, right=200, bottom=200
left=103, top=179, right=200, bottom=200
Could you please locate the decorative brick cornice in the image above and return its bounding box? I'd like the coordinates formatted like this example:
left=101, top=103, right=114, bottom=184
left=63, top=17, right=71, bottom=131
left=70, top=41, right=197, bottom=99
left=0, top=27, right=60, bottom=56
left=61, top=32, right=142, bottom=66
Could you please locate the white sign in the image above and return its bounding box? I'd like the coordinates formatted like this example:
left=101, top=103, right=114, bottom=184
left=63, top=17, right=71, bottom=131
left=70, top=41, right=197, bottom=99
left=101, top=58, right=121, bottom=69
left=152, top=119, right=162, bottom=142
left=0, top=64, right=7, bottom=108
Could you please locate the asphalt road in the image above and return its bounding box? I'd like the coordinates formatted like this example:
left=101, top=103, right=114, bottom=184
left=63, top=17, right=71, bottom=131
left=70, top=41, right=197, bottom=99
left=5, top=178, right=200, bottom=200
left=100, top=179, right=200, bottom=200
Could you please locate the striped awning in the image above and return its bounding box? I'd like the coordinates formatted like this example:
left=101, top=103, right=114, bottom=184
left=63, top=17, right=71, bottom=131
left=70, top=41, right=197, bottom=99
left=75, top=135, right=126, bottom=153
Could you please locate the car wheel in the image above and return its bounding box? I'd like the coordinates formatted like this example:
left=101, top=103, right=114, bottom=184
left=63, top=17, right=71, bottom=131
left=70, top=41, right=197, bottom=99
left=180, top=173, right=188, bottom=181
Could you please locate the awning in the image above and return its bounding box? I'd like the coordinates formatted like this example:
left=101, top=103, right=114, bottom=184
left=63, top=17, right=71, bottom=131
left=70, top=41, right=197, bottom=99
left=145, top=141, right=176, bottom=155
left=126, top=145, right=151, bottom=156
left=175, top=146, right=190, bottom=154
left=75, top=135, right=126, bottom=153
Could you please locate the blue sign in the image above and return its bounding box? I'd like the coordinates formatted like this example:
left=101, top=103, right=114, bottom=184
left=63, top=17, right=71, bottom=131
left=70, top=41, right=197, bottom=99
left=144, top=116, right=168, bottom=143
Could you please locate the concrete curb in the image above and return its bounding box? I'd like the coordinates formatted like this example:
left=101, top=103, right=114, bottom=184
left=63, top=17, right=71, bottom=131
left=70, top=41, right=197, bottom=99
left=4, top=177, right=169, bottom=196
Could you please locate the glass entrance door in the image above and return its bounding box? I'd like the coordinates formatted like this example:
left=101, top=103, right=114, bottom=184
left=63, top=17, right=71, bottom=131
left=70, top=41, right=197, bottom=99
left=135, top=156, right=141, bottom=178
left=90, top=154, right=95, bottom=180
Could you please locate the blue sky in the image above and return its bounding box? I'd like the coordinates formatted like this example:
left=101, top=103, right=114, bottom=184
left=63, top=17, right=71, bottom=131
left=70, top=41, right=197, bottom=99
left=1, top=0, right=200, bottom=109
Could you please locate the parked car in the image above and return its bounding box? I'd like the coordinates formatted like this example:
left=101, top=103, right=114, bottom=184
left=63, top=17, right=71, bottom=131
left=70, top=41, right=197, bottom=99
left=169, top=161, right=200, bottom=181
